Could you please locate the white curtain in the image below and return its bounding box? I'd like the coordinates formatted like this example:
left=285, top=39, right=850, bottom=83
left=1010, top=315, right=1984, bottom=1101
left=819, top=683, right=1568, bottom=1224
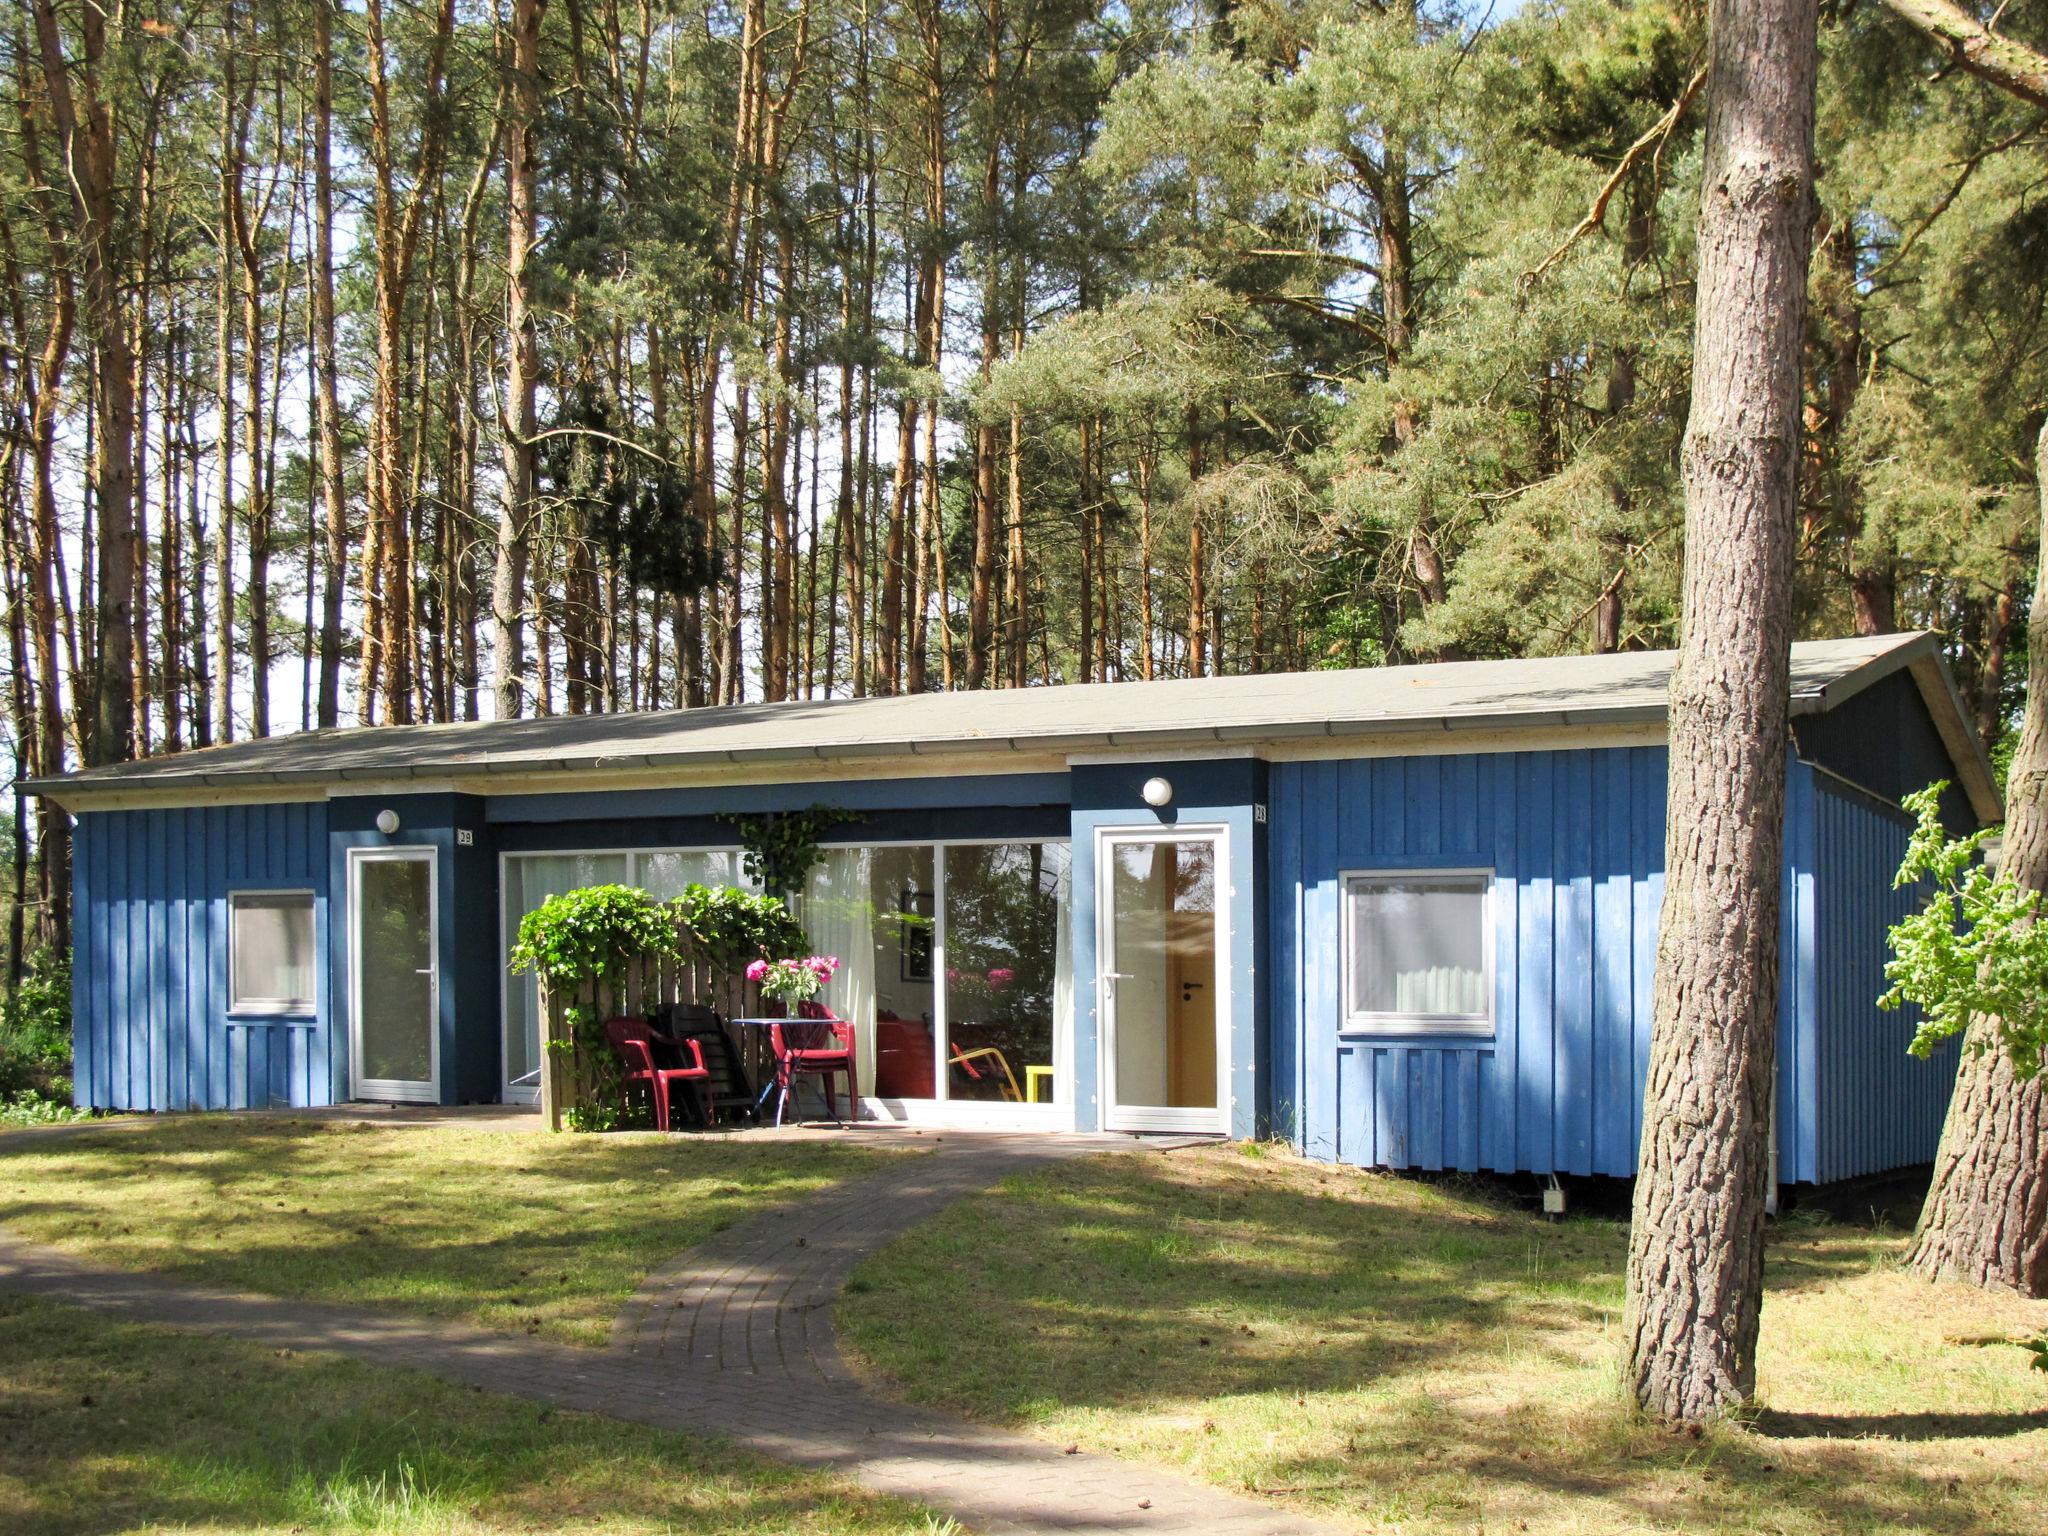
left=1051, top=845, right=1073, bottom=1105
left=637, top=849, right=752, bottom=900
left=799, top=848, right=878, bottom=1086
left=1392, top=965, right=1485, bottom=1016
left=503, top=853, right=629, bottom=1087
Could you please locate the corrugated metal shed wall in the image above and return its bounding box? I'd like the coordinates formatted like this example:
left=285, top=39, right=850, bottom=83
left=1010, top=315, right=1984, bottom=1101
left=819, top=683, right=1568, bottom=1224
left=1269, top=747, right=1904, bottom=1183
left=1810, top=776, right=1960, bottom=1182
left=72, top=803, right=332, bottom=1111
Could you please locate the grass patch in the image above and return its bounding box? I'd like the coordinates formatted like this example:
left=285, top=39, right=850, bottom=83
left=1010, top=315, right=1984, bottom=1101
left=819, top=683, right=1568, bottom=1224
left=840, top=1144, right=2048, bottom=1536
left=0, top=1294, right=952, bottom=1535
left=0, top=1116, right=901, bottom=1345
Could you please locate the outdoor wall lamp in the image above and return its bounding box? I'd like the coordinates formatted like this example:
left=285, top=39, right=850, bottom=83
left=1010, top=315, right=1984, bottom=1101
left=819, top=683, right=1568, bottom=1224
left=1141, top=776, right=1174, bottom=809
left=375, top=808, right=402, bottom=836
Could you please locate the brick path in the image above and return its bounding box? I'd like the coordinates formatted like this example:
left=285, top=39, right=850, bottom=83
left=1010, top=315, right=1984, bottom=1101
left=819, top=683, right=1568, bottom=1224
left=0, top=1125, right=1343, bottom=1536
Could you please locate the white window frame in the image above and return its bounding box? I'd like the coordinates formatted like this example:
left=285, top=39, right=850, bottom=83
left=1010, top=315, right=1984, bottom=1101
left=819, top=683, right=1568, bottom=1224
left=496, top=837, right=1075, bottom=1126
left=1339, top=867, right=1495, bottom=1038
left=1094, top=825, right=1232, bottom=1136
left=498, top=845, right=745, bottom=1102
left=227, top=889, right=317, bottom=1017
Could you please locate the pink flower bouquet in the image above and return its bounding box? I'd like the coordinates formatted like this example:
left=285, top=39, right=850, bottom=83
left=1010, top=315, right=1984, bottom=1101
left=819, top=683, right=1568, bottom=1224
left=748, top=954, right=840, bottom=1006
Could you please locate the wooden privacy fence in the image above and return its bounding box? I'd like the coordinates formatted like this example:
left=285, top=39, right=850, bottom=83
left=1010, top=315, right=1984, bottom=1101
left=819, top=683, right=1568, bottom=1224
left=535, top=934, right=766, bottom=1131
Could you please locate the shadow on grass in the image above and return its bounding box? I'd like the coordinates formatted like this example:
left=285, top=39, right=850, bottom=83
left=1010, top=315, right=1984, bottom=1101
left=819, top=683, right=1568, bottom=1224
left=847, top=1151, right=1635, bottom=1413
left=0, top=1294, right=933, bottom=1536
left=1753, top=1406, right=2048, bottom=1440
left=0, top=1115, right=899, bottom=1343
left=1246, top=1393, right=2039, bottom=1536
left=845, top=1148, right=2047, bottom=1535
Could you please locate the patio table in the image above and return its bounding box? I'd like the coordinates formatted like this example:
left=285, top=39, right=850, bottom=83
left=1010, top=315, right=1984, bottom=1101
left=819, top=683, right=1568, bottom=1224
left=727, top=1017, right=864, bottom=1126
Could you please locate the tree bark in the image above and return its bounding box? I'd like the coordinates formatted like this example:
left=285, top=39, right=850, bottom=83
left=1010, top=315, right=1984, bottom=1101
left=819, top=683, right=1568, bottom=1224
left=1874, top=0, right=2048, bottom=1302
left=1879, top=0, right=2048, bottom=111
left=311, top=0, right=350, bottom=729
left=33, top=0, right=138, bottom=766
left=1908, top=415, right=2048, bottom=1298
left=493, top=0, right=545, bottom=721
left=1624, top=0, right=1819, bottom=1424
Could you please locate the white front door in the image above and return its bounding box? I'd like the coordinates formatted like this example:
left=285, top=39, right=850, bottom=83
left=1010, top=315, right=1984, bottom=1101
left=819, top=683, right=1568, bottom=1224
left=349, top=848, right=439, bottom=1103
left=1099, top=829, right=1228, bottom=1134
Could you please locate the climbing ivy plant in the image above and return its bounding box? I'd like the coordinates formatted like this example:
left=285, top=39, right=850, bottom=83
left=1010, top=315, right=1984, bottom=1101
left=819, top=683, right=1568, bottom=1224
left=509, top=885, right=682, bottom=1131
left=507, top=881, right=813, bottom=1133
left=509, top=884, right=682, bottom=991
left=670, top=883, right=810, bottom=970
left=721, top=804, right=866, bottom=895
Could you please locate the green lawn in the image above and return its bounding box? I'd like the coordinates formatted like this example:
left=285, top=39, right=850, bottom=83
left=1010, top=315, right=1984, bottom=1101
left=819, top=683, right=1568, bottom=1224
left=0, top=1117, right=901, bottom=1346
left=839, top=1143, right=2048, bottom=1536
left=0, top=1294, right=952, bottom=1535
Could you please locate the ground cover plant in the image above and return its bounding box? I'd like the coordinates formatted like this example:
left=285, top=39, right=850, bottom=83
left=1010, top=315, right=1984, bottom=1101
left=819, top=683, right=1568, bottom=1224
left=0, top=1294, right=951, bottom=1535
left=0, top=952, right=87, bottom=1130
left=0, top=1117, right=900, bottom=1345
left=841, top=1144, right=2048, bottom=1536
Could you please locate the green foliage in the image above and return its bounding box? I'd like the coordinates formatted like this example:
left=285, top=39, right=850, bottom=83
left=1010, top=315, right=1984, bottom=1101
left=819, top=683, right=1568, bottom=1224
left=0, top=948, right=72, bottom=1104
left=0, top=1092, right=90, bottom=1128
left=670, top=883, right=811, bottom=968
left=508, top=882, right=810, bottom=1132
left=721, top=805, right=865, bottom=896
left=509, top=885, right=681, bottom=991
left=1880, top=783, right=2048, bottom=1079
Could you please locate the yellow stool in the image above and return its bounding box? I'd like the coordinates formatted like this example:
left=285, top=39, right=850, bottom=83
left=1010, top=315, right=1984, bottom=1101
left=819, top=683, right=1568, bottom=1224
left=1024, top=1065, right=1054, bottom=1103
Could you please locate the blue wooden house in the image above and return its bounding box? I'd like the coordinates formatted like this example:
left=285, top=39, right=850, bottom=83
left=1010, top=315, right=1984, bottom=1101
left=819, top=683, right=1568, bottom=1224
left=34, top=632, right=1997, bottom=1187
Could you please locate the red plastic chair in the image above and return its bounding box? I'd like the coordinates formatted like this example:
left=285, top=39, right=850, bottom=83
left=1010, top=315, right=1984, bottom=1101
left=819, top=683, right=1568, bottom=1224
left=606, top=1016, right=715, bottom=1131
left=769, top=1002, right=859, bottom=1125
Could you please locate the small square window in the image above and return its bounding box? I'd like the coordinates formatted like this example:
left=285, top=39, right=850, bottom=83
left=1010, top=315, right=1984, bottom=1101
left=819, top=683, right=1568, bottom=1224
left=230, top=892, right=316, bottom=1015
left=1342, top=870, right=1493, bottom=1036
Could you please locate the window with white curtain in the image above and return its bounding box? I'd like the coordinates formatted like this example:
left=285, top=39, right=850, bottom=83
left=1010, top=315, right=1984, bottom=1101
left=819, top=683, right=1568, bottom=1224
left=500, top=847, right=762, bottom=1091
left=1342, top=870, right=1493, bottom=1036
left=500, top=840, right=1072, bottom=1106
left=797, top=841, right=1070, bottom=1105
left=229, top=891, right=316, bottom=1015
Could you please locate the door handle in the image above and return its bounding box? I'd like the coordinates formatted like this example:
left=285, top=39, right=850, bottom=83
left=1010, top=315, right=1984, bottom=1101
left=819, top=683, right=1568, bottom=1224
left=414, top=967, right=435, bottom=975
left=1102, top=972, right=1134, bottom=981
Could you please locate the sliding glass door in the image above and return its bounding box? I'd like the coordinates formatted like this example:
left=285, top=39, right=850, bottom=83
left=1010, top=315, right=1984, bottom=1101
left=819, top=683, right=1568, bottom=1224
left=498, top=838, right=1072, bottom=1116
left=799, top=839, right=1071, bottom=1113
left=500, top=848, right=751, bottom=1100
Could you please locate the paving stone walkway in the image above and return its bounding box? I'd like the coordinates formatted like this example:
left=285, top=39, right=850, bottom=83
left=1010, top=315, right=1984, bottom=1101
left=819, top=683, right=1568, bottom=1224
left=0, top=1126, right=1343, bottom=1536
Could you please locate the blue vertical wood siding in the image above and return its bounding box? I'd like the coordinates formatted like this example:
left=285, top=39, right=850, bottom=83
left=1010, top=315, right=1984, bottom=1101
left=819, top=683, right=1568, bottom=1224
left=1809, top=776, right=1960, bottom=1182
left=1272, top=748, right=1668, bottom=1178
left=1272, top=747, right=1942, bottom=1183
left=72, top=803, right=332, bottom=1111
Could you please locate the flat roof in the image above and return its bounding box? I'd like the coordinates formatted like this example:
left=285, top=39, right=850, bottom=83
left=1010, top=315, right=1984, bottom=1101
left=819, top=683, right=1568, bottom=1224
left=28, top=631, right=2000, bottom=817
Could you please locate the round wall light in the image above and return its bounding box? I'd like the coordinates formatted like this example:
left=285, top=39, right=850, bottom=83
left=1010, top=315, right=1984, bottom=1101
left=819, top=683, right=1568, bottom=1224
left=375, top=808, right=402, bottom=836
left=1141, top=776, right=1174, bottom=809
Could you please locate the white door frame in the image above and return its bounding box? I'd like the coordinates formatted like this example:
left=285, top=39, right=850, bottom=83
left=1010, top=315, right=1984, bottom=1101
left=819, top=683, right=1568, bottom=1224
left=348, top=845, right=440, bottom=1104
left=1096, top=824, right=1230, bottom=1134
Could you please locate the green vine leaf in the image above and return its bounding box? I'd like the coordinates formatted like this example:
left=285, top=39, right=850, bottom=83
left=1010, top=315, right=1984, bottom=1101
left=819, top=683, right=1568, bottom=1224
left=720, top=804, right=866, bottom=896
left=509, top=879, right=814, bottom=1133
left=1881, top=782, right=2048, bottom=1080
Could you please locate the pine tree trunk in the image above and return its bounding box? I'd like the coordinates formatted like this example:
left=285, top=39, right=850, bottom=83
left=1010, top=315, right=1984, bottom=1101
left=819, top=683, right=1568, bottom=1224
left=493, top=0, right=545, bottom=721
left=34, top=0, right=138, bottom=765
left=311, top=0, right=350, bottom=729
left=212, top=72, right=239, bottom=745
left=1908, top=414, right=2048, bottom=1297
left=1623, top=0, right=1819, bottom=1424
